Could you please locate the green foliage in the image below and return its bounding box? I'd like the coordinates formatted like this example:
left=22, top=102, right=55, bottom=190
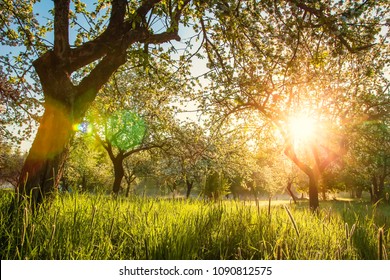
left=203, top=171, right=230, bottom=201
left=0, top=69, right=41, bottom=143
left=64, top=136, right=112, bottom=192
left=1, top=192, right=389, bottom=260
left=106, top=110, right=146, bottom=151
left=0, top=140, right=25, bottom=187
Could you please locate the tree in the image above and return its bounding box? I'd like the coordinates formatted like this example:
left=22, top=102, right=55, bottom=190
left=201, top=121, right=257, bottom=201
left=0, top=69, right=40, bottom=144
left=122, top=151, right=154, bottom=197
left=93, top=109, right=159, bottom=195
left=89, top=60, right=182, bottom=195
left=349, top=121, right=390, bottom=203
left=64, top=134, right=112, bottom=193
left=0, top=140, right=26, bottom=188
left=197, top=0, right=389, bottom=210
left=2, top=0, right=192, bottom=205
left=158, top=121, right=210, bottom=198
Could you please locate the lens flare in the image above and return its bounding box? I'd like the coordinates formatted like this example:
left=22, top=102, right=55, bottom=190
left=73, top=122, right=92, bottom=134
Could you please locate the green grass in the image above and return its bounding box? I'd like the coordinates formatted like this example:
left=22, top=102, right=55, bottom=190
left=0, top=191, right=389, bottom=260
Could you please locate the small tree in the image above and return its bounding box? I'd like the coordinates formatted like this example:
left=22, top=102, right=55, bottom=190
left=0, top=141, right=26, bottom=188
left=348, top=121, right=390, bottom=203
left=203, top=171, right=230, bottom=201
left=64, top=135, right=112, bottom=193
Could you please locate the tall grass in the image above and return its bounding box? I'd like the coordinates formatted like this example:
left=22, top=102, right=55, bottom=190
left=0, top=191, right=389, bottom=260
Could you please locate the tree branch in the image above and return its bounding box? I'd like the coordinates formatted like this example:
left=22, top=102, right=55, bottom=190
left=95, top=132, right=116, bottom=161
left=66, top=0, right=185, bottom=74
left=54, top=0, right=71, bottom=58
left=75, top=49, right=127, bottom=114
left=286, top=0, right=375, bottom=53
left=284, top=144, right=313, bottom=177
left=67, top=0, right=157, bottom=72
left=123, top=143, right=163, bottom=158
left=136, top=0, right=162, bottom=18
left=318, top=137, right=348, bottom=172
left=311, top=144, right=322, bottom=171
left=106, top=0, right=127, bottom=32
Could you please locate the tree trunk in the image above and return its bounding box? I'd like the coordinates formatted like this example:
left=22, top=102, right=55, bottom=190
left=185, top=178, right=194, bottom=199
left=308, top=174, right=319, bottom=211
left=81, top=171, right=87, bottom=192
left=371, top=175, right=384, bottom=203
left=113, top=158, right=125, bottom=195
left=15, top=0, right=188, bottom=208
left=17, top=50, right=101, bottom=206
left=355, top=187, right=363, bottom=199
left=125, top=174, right=136, bottom=197
left=18, top=101, right=73, bottom=205
left=125, top=182, right=131, bottom=197
left=321, top=184, right=327, bottom=201
left=369, top=185, right=375, bottom=203
left=286, top=180, right=298, bottom=204
left=284, top=145, right=320, bottom=211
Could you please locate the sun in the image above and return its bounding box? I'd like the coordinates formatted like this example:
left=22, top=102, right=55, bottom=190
left=288, top=115, right=317, bottom=143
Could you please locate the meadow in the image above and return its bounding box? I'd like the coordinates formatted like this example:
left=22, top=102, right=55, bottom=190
left=0, top=191, right=389, bottom=260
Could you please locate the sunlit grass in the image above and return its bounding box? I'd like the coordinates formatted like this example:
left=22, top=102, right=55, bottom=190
left=0, top=191, right=389, bottom=260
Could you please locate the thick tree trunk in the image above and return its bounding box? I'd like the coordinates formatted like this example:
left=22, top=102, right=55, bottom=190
left=17, top=49, right=98, bottom=206
left=308, top=174, right=319, bottom=211
left=18, top=101, right=73, bottom=205
left=284, top=145, right=320, bottom=211
left=113, top=158, right=125, bottom=195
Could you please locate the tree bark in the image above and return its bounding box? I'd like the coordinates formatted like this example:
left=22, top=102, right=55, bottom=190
left=321, top=185, right=327, bottom=201
left=284, top=145, right=320, bottom=211
left=308, top=173, right=319, bottom=211
left=18, top=45, right=127, bottom=205
left=18, top=99, right=73, bottom=204
left=371, top=175, right=385, bottom=203
left=112, top=157, right=125, bottom=195
left=81, top=171, right=87, bottom=192
left=286, top=180, right=298, bottom=204
left=185, top=178, right=194, bottom=199
left=125, top=173, right=136, bottom=197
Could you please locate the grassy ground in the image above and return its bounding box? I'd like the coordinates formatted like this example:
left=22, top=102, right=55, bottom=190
left=0, top=191, right=389, bottom=260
